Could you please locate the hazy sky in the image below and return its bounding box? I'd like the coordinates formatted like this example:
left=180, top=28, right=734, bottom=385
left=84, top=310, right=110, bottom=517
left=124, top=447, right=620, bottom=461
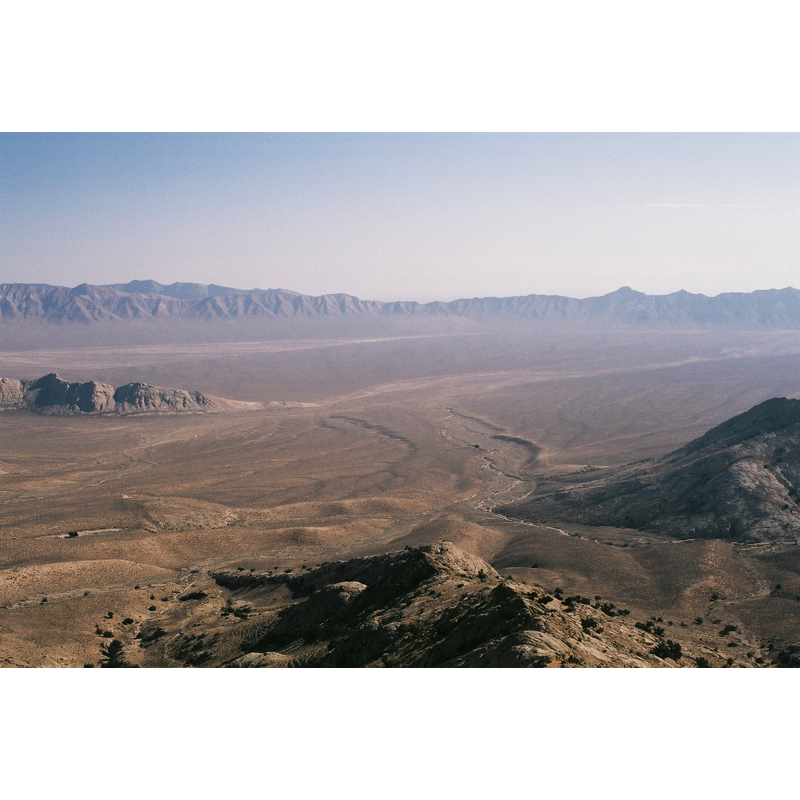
left=1, top=133, right=798, bottom=301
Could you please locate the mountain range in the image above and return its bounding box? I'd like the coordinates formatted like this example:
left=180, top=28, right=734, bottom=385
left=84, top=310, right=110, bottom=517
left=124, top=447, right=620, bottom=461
left=4, top=280, right=800, bottom=329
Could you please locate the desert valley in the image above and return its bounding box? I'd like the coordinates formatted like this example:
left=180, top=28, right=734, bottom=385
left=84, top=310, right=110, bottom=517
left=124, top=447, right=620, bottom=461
left=1, top=281, right=800, bottom=666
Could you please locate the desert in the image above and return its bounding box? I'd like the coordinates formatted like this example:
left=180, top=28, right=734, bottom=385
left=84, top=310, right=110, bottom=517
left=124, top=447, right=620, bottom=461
left=2, top=282, right=800, bottom=667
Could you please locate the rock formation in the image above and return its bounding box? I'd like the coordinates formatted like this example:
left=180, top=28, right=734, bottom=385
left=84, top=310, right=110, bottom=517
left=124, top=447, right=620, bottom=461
left=0, top=373, right=256, bottom=415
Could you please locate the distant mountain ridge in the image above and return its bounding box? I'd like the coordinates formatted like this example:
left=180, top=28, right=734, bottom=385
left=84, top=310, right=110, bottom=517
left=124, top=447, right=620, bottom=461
left=3, top=281, right=800, bottom=329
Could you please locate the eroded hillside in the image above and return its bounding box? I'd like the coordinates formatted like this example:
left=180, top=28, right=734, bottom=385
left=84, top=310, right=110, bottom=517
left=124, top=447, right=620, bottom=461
left=503, top=398, right=800, bottom=542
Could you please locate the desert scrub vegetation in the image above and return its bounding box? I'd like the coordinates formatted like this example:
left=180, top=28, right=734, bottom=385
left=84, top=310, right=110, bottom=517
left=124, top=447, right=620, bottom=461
left=651, top=639, right=682, bottom=661
left=773, top=644, right=800, bottom=667
left=635, top=620, right=665, bottom=637
left=99, top=639, right=136, bottom=668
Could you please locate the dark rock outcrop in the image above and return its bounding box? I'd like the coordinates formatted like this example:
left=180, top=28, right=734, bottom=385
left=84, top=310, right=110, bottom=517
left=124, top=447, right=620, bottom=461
left=0, top=372, right=242, bottom=415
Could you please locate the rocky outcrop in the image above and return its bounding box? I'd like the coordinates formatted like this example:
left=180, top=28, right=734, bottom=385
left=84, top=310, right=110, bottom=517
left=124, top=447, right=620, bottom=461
left=112, top=382, right=214, bottom=413
left=503, top=397, right=800, bottom=543
left=0, top=372, right=253, bottom=415
left=24, top=373, right=117, bottom=413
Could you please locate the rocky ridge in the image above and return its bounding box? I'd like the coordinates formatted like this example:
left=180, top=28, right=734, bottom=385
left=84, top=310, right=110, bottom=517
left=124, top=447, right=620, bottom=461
left=0, top=373, right=258, bottom=415
left=121, top=542, right=720, bottom=668
left=502, top=397, right=800, bottom=542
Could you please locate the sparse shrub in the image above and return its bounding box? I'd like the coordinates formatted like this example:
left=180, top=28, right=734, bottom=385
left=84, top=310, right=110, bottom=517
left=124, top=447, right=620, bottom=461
left=774, top=645, right=800, bottom=667
left=695, top=657, right=711, bottom=668
left=148, top=605, right=157, bottom=611
left=651, top=640, right=682, bottom=660
left=775, top=584, right=783, bottom=591
left=477, top=569, right=487, bottom=582
left=99, top=639, right=133, bottom=668
left=581, top=618, right=598, bottom=631
left=694, top=617, right=703, bottom=625
left=719, top=624, right=737, bottom=637
left=726, top=657, right=734, bottom=666
left=122, top=618, right=134, bottom=625
left=711, top=593, right=719, bottom=601
left=102, top=631, right=113, bottom=638
left=66, top=531, right=78, bottom=538
left=105, top=611, right=113, bottom=619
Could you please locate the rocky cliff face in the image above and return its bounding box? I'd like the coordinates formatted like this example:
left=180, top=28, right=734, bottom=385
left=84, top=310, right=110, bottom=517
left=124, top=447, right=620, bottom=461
left=0, top=373, right=240, bottom=415
left=503, top=397, right=800, bottom=543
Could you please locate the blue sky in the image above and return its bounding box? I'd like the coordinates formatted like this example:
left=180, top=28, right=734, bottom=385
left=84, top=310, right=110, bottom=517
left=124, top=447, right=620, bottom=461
left=1, top=133, right=798, bottom=300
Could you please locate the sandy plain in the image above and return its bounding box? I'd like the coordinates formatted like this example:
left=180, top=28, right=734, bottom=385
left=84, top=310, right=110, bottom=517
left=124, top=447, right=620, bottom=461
left=2, top=325, right=800, bottom=666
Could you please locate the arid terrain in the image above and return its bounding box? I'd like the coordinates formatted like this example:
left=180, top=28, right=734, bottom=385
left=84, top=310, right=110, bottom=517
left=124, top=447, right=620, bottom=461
left=3, top=300, right=800, bottom=666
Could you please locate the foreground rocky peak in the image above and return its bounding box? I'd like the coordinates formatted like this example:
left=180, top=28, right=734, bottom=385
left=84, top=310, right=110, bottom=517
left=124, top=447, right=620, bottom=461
left=0, top=372, right=258, bottom=415
left=119, top=542, right=718, bottom=668
left=503, top=396, right=800, bottom=542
